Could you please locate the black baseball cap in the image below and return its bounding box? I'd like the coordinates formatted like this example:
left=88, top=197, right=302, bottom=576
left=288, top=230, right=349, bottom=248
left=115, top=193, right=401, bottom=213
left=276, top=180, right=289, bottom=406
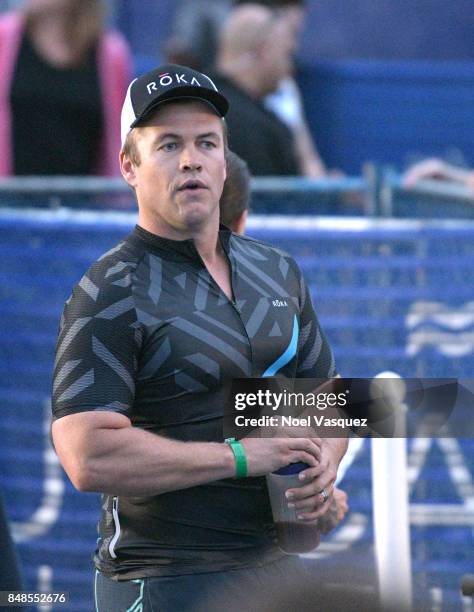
left=120, top=64, right=229, bottom=146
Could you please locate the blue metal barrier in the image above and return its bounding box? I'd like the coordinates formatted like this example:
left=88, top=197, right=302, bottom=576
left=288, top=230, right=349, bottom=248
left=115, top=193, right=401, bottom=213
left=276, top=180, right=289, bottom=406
left=0, top=175, right=373, bottom=215
left=0, top=210, right=472, bottom=611
left=1, top=173, right=473, bottom=218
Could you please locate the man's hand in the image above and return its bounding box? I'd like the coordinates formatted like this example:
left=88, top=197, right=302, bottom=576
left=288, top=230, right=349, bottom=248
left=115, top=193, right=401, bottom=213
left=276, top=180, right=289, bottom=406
left=281, top=439, right=342, bottom=522
left=319, top=487, right=349, bottom=534
left=402, top=158, right=474, bottom=189
left=239, top=436, right=321, bottom=477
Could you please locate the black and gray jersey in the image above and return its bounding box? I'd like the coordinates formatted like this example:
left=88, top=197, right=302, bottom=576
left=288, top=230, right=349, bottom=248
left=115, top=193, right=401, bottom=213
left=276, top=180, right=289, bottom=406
left=52, top=225, right=335, bottom=579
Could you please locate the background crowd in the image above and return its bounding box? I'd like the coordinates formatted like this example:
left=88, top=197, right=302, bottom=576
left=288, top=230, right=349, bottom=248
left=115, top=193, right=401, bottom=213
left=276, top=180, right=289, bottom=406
left=1, top=0, right=474, bottom=191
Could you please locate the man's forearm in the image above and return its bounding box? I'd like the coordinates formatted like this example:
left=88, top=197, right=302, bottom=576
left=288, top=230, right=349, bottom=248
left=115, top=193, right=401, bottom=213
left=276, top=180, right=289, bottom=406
left=53, top=414, right=236, bottom=496
left=88, top=432, right=236, bottom=496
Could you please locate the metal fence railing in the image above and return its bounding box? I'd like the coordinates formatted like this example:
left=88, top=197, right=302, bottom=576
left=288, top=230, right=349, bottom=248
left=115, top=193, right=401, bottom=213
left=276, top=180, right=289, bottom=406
left=0, top=171, right=473, bottom=217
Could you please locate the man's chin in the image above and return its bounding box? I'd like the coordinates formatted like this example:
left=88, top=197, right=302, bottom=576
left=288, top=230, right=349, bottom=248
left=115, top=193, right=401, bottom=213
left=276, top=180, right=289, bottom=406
left=178, top=206, right=215, bottom=231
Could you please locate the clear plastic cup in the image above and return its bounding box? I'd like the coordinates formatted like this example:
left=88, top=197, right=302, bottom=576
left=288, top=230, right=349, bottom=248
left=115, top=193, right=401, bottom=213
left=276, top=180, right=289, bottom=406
left=266, top=462, right=321, bottom=554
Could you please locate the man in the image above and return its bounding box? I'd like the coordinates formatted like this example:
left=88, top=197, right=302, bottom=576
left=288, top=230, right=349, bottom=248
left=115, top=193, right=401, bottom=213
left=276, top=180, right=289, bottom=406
left=212, top=4, right=301, bottom=176
left=240, top=0, right=330, bottom=178
left=52, top=64, right=346, bottom=610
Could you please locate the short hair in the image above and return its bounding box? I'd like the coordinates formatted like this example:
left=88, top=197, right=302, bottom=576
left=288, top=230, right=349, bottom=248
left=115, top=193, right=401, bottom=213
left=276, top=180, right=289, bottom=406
left=121, top=130, right=140, bottom=165
left=220, top=150, right=251, bottom=227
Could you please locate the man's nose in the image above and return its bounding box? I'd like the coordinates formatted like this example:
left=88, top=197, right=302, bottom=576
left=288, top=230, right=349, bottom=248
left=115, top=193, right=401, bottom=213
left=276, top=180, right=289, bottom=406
left=179, top=146, right=202, bottom=172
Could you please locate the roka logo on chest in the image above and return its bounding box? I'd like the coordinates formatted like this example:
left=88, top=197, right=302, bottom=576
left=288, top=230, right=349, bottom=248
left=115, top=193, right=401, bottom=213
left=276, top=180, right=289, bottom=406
left=147, top=73, right=202, bottom=94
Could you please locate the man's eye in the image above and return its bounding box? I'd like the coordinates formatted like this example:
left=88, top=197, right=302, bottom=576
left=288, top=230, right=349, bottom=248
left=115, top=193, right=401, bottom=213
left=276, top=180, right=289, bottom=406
left=201, top=141, right=216, bottom=149
left=161, top=143, right=177, bottom=152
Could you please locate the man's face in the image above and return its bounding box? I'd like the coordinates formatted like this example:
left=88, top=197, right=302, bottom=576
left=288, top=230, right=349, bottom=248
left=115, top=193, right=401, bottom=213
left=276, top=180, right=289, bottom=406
left=120, top=101, right=227, bottom=236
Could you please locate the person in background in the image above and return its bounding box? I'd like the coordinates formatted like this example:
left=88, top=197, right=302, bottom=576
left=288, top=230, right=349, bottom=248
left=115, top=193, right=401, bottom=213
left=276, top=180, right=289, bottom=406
left=212, top=3, right=301, bottom=176
left=256, top=0, right=329, bottom=177
left=167, top=0, right=330, bottom=178
left=219, top=149, right=252, bottom=232
left=0, top=0, right=131, bottom=176
left=402, top=157, right=474, bottom=191
left=0, top=487, right=24, bottom=597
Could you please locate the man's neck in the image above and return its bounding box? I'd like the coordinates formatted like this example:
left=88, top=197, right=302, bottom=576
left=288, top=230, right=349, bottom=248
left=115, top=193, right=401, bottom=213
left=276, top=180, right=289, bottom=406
left=137, top=212, right=222, bottom=264
left=193, top=224, right=222, bottom=265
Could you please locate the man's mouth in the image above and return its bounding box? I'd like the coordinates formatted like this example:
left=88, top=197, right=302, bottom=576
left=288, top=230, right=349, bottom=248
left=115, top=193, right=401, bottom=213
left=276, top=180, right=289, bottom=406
left=177, top=180, right=207, bottom=192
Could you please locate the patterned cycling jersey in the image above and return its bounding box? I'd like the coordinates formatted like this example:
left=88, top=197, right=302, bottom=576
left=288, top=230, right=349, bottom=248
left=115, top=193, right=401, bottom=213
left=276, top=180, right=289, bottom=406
left=52, top=225, right=336, bottom=579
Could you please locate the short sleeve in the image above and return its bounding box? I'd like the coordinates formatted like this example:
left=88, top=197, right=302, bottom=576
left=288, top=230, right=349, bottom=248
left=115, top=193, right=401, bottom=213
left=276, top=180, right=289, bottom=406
left=296, top=270, right=336, bottom=378
left=52, top=262, right=142, bottom=420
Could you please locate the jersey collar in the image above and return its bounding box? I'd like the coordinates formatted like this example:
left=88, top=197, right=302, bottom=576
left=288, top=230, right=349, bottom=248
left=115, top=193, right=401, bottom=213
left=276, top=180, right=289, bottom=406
left=132, top=224, right=232, bottom=261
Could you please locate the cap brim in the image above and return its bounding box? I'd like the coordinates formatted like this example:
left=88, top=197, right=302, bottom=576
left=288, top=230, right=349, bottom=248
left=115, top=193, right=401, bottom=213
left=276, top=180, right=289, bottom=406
left=130, top=85, right=229, bottom=129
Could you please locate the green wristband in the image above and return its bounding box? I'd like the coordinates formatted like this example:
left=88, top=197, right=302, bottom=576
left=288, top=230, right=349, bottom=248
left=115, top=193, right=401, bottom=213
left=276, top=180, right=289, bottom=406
left=225, top=438, right=248, bottom=479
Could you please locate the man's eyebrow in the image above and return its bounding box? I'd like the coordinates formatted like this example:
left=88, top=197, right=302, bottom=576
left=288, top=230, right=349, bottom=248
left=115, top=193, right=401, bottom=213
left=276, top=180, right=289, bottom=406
left=154, top=133, right=182, bottom=144
left=153, top=132, right=221, bottom=145
left=198, top=132, right=221, bottom=140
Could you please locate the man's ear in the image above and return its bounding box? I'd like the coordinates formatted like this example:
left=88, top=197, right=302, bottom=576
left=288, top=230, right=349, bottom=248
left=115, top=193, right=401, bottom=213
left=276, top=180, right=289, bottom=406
left=233, top=209, right=248, bottom=235
left=120, top=151, right=137, bottom=188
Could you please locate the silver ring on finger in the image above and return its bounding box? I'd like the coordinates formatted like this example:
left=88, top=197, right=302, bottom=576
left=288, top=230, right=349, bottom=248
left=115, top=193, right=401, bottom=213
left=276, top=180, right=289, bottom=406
left=320, top=487, right=329, bottom=502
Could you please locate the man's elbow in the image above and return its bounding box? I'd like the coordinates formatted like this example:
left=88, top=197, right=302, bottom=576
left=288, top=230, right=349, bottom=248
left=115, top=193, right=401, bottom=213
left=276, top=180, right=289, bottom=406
left=71, top=471, right=98, bottom=493
left=63, top=458, right=102, bottom=493
left=52, top=412, right=130, bottom=493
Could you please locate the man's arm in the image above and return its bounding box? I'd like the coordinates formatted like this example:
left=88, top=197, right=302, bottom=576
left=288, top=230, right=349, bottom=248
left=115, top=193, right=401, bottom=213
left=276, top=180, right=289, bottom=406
left=293, top=120, right=327, bottom=178
left=403, top=158, right=474, bottom=190
left=52, top=410, right=322, bottom=496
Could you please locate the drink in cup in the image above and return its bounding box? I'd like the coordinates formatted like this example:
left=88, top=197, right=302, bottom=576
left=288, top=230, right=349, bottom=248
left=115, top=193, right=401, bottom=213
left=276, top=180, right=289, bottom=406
left=266, top=462, right=321, bottom=554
